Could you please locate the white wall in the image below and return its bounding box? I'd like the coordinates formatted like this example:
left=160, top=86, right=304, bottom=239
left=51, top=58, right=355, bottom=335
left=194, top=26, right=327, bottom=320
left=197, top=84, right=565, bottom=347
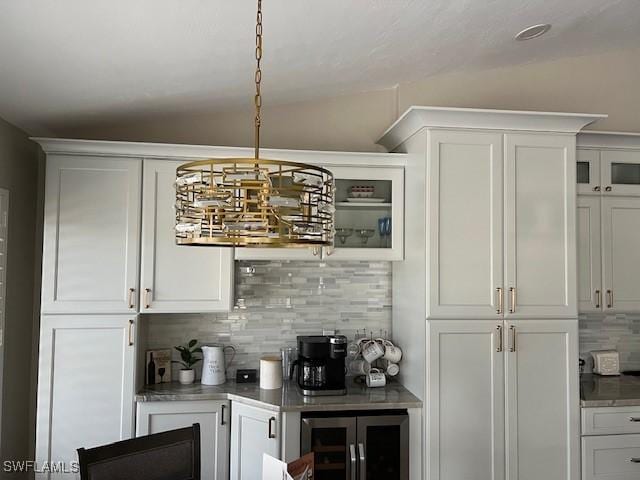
left=55, top=47, right=640, bottom=150
left=0, top=116, right=39, bottom=479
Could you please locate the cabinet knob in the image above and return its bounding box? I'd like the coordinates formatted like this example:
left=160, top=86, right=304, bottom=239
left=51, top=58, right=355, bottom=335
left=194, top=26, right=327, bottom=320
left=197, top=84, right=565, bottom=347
left=593, top=186, right=601, bottom=192
left=605, top=186, right=612, bottom=192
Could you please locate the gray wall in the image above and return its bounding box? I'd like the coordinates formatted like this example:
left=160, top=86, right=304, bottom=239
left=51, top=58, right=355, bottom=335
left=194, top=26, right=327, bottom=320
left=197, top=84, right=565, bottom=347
left=144, top=260, right=392, bottom=381
left=0, top=117, right=39, bottom=478
left=55, top=47, right=640, bottom=150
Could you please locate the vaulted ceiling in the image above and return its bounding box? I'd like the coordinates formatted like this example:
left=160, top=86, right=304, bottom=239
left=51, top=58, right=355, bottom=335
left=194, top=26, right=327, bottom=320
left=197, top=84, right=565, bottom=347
left=1, top=0, right=639, bottom=135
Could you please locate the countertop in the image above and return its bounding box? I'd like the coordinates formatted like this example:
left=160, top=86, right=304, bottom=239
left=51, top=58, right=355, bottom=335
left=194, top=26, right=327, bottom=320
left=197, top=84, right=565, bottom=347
left=136, top=379, right=422, bottom=413
left=581, top=374, right=640, bottom=407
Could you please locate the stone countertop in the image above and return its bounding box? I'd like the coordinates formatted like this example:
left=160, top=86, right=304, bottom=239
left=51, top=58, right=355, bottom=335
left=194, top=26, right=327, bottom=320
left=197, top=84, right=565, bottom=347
left=581, top=374, right=640, bottom=407
left=136, top=379, right=422, bottom=413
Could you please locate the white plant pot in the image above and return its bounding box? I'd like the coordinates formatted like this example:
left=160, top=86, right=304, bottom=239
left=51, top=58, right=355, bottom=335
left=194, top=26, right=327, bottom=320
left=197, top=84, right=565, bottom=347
left=179, top=369, right=195, bottom=385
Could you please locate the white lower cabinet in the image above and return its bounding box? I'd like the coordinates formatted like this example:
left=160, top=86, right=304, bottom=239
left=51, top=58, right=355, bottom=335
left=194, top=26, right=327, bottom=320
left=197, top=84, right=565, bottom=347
left=136, top=400, right=230, bottom=480
left=230, top=402, right=281, bottom=480
left=35, top=315, right=136, bottom=479
left=427, top=319, right=579, bottom=480
left=582, top=434, right=640, bottom=480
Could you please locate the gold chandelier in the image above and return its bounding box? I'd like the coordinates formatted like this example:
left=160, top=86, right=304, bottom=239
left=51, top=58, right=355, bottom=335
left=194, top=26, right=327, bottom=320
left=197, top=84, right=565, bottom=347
left=175, top=0, right=335, bottom=247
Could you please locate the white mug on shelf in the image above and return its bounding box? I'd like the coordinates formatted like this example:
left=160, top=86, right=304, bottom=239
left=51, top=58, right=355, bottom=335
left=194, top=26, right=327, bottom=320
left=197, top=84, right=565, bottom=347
left=366, top=368, right=386, bottom=388
left=349, top=358, right=371, bottom=376
left=383, top=340, right=402, bottom=363
left=362, top=340, right=385, bottom=363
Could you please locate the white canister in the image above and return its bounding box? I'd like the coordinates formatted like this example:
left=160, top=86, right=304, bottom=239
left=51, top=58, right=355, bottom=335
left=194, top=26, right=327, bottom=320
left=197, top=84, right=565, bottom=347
left=260, top=356, right=283, bottom=390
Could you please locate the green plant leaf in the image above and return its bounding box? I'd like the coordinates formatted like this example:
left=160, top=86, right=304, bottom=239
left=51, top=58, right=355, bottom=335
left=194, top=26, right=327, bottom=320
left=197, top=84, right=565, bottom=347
left=193, top=347, right=203, bottom=354
left=188, top=339, right=197, bottom=348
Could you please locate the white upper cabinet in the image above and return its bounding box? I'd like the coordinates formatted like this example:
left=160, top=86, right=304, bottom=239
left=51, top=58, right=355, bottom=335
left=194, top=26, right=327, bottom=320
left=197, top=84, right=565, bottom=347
left=41, top=155, right=142, bottom=314
left=577, top=149, right=601, bottom=195
left=577, top=196, right=603, bottom=312
left=427, top=130, right=504, bottom=318
left=601, top=150, right=640, bottom=196
left=504, top=134, right=576, bottom=318
left=140, top=160, right=233, bottom=313
left=601, top=196, right=640, bottom=312
left=424, top=130, right=577, bottom=319
left=36, top=315, right=136, bottom=478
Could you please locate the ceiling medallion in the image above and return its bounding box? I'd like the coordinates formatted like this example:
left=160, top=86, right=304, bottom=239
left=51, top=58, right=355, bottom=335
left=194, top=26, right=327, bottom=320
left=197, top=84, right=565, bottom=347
left=175, top=0, right=335, bottom=247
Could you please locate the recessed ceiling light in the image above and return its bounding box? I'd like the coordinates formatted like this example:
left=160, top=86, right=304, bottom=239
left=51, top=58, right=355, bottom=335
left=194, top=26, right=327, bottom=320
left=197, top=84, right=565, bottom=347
left=515, top=24, right=551, bottom=41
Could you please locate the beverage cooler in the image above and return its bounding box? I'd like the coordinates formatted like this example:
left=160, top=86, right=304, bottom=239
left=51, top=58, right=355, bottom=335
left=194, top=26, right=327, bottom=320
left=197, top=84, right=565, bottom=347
left=301, top=410, right=409, bottom=480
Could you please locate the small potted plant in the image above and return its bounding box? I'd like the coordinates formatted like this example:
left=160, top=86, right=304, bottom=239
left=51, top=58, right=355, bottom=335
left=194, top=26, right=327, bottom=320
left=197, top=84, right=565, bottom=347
left=173, top=339, right=202, bottom=385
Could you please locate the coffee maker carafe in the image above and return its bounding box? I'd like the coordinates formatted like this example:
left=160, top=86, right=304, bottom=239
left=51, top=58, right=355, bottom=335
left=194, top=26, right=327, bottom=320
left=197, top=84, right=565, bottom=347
left=291, top=335, right=347, bottom=396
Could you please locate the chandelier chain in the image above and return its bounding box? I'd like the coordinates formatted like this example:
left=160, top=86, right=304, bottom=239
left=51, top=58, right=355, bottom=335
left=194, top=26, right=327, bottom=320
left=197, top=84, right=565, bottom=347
left=254, top=0, right=263, bottom=159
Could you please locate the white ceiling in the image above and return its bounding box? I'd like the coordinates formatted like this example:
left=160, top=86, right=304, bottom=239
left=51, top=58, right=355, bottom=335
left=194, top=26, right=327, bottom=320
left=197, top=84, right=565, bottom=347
left=1, top=0, right=639, bottom=135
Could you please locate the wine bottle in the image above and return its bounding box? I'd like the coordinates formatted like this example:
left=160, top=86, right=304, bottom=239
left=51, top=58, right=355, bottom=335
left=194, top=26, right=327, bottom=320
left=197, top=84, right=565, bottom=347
left=147, top=352, right=156, bottom=385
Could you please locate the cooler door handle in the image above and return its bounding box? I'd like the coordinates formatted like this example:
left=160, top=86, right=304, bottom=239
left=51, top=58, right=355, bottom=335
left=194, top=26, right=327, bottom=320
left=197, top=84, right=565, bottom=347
left=358, top=443, right=366, bottom=480
left=349, top=444, right=357, bottom=480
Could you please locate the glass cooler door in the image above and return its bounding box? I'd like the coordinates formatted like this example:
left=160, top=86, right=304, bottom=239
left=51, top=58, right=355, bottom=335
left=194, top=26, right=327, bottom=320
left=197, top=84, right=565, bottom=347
left=356, top=414, right=409, bottom=480
left=301, top=417, right=357, bottom=480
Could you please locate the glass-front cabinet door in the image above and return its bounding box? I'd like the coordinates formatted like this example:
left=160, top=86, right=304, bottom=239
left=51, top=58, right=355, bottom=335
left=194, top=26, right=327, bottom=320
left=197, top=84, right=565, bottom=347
left=325, top=166, right=404, bottom=261
left=301, top=416, right=357, bottom=480
left=356, top=414, right=409, bottom=480
left=235, top=164, right=404, bottom=261
left=601, top=150, right=640, bottom=195
left=576, top=149, right=601, bottom=195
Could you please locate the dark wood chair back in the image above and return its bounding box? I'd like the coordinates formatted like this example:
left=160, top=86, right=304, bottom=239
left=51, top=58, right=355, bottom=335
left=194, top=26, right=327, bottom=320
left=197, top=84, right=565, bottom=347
left=77, top=423, right=200, bottom=480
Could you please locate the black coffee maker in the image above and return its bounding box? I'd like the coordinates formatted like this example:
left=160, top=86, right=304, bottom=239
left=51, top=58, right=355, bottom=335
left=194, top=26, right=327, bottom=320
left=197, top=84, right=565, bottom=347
left=291, top=335, right=347, bottom=396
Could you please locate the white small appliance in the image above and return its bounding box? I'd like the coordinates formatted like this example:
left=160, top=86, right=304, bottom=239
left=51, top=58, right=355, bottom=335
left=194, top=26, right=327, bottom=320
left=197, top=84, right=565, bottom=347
left=591, top=350, right=620, bottom=376
left=201, top=344, right=236, bottom=385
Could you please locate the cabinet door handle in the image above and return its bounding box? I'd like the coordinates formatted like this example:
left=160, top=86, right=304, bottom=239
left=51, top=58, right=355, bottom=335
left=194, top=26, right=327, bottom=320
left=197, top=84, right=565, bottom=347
left=128, top=319, right=134, bottom=346
left=144, top=288, right=151, bottom=309
left=595, top=290, right=601, bottom=309
left=629, top=458, right=640, bottom=463
left=221, top=405, right=226, bottom=425
left=606, top=289, right=613, bottom=308
left=128, top=288, right=135, bottom=309
left=268, top=417, right=276, bottom=439
left=349, top=444, right=357, bottom=480
left=593, top=186, right=601, bottom=192
left=312, top=246, right=320, bottom=257
left=629, top=417, right=640, bottom=422
left=605, top=186, right=612, bottom=192
left=509, top=287, right=516, bottom=314
left=358, top=443, right=366, bottom=480
left=509, top=325, right=516, bottom=352
left=496, top=325, right=503, bottom=353
left=496, top=287, right=503, bottom=315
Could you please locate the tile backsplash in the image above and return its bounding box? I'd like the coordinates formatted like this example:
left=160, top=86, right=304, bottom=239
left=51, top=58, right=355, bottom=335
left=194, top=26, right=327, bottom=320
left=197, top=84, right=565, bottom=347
left=143, top=260, right=392, bottom=380
left=580, top=313, right=640, bottom=371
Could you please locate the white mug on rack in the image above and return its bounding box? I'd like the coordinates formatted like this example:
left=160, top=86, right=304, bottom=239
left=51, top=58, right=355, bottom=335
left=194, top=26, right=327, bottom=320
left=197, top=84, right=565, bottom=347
left=383, top=340, right=402, bottom=363
left=366, top=368, right=386, bottom=388
left=386, top=362, right=400, bottom=377
left=350, top=358, right=371, bottom=376
left=362, top=340, right=385, bottom=363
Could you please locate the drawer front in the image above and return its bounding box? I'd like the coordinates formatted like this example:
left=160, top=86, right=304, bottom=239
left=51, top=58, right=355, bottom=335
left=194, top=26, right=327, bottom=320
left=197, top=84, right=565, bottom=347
left=582, top=435, right=640, bottom=480
left=582, top=407, right=640, bottom=435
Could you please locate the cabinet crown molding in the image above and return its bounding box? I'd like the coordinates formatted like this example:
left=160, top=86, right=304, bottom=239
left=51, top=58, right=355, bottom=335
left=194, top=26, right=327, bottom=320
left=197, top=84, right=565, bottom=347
left=377, top=106, right=607, bottom=151
left=577, top=130, right=640, bottom=149
left=30, top=137, right=407, bottom=168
